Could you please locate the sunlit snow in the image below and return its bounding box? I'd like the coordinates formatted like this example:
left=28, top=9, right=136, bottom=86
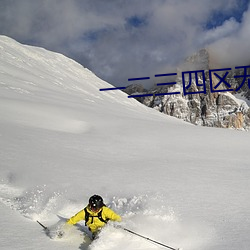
left=0, top=36, right=249, bottom=250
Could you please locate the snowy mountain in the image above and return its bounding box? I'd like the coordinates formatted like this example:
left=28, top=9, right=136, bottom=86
left=0, top=36, right=250, bottom=250
left=126, top=49, right=250, bottom=130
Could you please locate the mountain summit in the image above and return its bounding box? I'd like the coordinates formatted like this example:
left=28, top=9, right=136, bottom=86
left=126, top=49, right=250, bottom=130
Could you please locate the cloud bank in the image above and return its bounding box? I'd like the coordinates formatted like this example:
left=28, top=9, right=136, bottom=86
left=0, top=0, right=249, bottom=88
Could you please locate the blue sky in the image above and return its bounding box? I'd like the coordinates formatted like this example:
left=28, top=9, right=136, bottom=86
left=206, top=0, right=249, bottom=28
left=0, top=0, right=249, bottom=88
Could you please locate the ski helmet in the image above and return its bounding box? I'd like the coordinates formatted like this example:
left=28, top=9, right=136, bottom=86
left=89, top=195, right=104, bottom=210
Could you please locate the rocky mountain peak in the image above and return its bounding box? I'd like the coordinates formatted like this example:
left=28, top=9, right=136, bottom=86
left=179, top=48, right=210, bottom=71
left=124, top=48, right=250, bottom=130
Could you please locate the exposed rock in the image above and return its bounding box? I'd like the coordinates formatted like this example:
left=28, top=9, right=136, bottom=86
left=124, top=49, right=250, bottom=130
left=123, top=83, right=147, bottom=95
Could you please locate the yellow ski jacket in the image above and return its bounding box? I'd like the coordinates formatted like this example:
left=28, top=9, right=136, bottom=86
left=67, top=206, right=121, bottom=233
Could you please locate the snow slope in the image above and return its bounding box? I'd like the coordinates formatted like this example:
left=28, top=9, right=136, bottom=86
left=0, top=36, right=249, bottom=250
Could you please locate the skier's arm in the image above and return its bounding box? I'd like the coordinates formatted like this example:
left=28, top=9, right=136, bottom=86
left=104, top=207, right=122, bottom=222
left=67, top=209, right=85, bottom=225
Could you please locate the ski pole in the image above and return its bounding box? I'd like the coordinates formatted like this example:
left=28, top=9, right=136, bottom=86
left=122, top=227, right=180, bottom=250
left=37, top=220, right=48, bottom=231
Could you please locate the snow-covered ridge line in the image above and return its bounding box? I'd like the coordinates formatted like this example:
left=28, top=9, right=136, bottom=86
left=0, top=35, right=155, bottom=134
left=0, top=35, right=142, bottom=108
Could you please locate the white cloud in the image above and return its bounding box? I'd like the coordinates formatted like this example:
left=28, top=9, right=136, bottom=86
left=208, top=4, right=250, bottom=68
left=0, top=0, right=248, bottom=88
left=200, top=17, right=240, bottom=45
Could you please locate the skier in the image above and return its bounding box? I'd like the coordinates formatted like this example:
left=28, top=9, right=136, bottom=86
left=66, top=194, right=121, bottom=239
